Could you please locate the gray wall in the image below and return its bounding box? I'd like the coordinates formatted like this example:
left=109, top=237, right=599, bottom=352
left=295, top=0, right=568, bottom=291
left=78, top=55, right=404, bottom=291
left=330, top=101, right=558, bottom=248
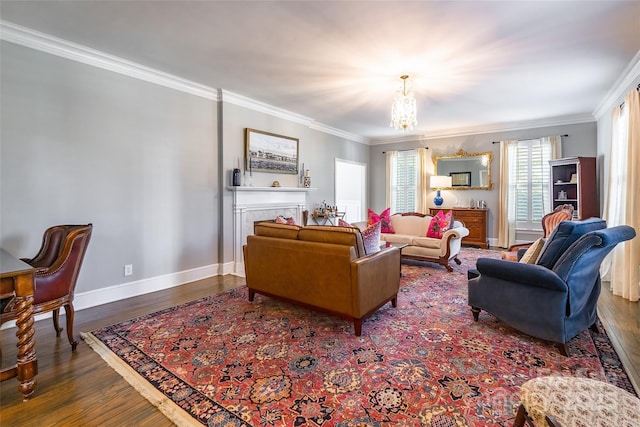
left=219, top=101, right=370, bottom=263
left=370, top=122, right=597, bottom=243
left=0, top=40, right=371, bottom=298
left=1, top=41, right=218, bottom=294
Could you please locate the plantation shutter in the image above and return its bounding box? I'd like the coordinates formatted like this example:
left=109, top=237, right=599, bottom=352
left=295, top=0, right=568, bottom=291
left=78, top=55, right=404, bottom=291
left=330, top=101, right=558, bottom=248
left=514, top=139, right=553, bottom=230
left=390, top=150, right=418, bottom=213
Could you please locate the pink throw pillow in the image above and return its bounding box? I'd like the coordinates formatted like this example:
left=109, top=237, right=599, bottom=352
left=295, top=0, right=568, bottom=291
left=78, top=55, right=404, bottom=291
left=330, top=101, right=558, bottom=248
left=275, top=216, right=296, bottom=225
left=361, top=221, right=382, bottom=254
left=367, top=208, right=394, bottom=234
left=338, top=218, right=353, bottom=228
left=426, top=210, right=454, bottom=239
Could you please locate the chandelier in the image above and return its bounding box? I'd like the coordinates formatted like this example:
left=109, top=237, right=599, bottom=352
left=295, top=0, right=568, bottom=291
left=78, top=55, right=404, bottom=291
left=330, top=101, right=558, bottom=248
left=390, top=75, right=417, bottom=131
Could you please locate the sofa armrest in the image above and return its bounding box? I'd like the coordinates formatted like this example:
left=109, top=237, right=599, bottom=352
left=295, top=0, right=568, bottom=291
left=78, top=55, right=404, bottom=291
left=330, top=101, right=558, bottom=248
left=442, top=226, right=469, bottom=241
left=475, top=258, right=567, bottom=292
left=351, top=247, right=401, bottom=316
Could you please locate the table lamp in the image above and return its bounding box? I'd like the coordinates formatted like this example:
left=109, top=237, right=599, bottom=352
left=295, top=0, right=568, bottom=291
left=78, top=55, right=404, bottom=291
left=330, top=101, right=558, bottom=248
left=430, top=175, right=452, bottom=207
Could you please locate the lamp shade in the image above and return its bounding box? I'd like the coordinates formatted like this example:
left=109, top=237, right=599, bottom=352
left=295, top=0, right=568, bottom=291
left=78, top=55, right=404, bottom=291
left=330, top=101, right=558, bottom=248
left=430, top=175, right=452, bottom=189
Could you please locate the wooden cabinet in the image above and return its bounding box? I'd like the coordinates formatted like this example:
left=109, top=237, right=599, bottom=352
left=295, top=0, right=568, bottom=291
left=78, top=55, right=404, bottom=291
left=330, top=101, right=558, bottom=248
left=549, top=157, right=598, bottom=220
left=430, top=208, right=488, bottom=249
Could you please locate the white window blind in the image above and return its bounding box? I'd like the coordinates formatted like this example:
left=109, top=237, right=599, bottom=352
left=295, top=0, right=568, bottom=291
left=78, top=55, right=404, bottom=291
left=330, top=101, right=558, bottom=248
left=390, top=150, right=418, bottom=213
left=512, top=139, right=552, bottom=230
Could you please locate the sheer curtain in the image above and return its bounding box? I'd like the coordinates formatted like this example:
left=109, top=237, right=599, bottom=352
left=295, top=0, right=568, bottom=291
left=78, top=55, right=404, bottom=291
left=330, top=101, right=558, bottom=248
left=601, top=88, right=640, bottom=302
left=497, top=140, right=518, bottom=247
left=416, top=147, right=431, bottom=213
left=385, top=151, right=396, bottom=208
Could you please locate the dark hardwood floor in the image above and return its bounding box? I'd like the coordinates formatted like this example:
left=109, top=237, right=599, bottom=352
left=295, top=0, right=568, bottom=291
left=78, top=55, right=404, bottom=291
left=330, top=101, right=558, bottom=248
left=1, top=274, right=638, bottom=426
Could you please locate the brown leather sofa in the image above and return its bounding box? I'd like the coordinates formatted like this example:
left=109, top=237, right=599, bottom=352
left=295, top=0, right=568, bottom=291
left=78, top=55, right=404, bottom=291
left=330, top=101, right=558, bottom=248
left=243, top=222, right=401, bottom=336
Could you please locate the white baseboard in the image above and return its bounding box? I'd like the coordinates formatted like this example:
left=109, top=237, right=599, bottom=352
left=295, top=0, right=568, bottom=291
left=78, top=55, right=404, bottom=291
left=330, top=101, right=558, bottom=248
left=1, top=263, right=227, bottom=330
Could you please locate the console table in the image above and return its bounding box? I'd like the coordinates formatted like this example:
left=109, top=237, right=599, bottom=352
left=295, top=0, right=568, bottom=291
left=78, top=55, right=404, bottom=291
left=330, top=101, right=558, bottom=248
left=430, top=208, right=488, bottom=249
left=0, top=249, right=38, bottom=401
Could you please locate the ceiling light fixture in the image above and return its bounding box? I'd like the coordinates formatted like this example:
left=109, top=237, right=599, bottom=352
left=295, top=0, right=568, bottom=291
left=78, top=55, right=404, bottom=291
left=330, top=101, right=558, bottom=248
left=390, top=75, right=417, bottom=131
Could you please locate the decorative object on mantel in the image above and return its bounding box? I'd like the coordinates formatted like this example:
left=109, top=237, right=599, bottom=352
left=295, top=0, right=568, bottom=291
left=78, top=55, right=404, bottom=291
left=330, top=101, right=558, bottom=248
left=303, top=169, right=311, bottom=188
left=232, top=168, right=241, bottom=186
left=271, top=180, right=280, bottom=187
left=390, top=75, right=417, bottom=131
left=430, top=175, right=452, bottom=206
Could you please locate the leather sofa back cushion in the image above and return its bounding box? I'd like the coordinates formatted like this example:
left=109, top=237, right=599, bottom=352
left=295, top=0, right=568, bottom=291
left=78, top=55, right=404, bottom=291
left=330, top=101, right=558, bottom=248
left=254, top=222, right=301, bottom=240
left=299, top=225, right=366, bottom=258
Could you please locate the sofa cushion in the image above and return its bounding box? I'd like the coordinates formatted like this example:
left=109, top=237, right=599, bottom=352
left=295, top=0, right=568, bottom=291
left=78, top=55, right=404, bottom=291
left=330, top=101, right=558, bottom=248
left=299, top=225, right=366, bottom=258
left=426, top=210, right=453, bottom=238
left=519, top=238, right=546, bottom=264
left=536, top=218, right=606, bottom=269
left=411, top=236, right=442, bottom=249
left=254, top=222, right=301, bottom=239
left=368, top=208, right=394, bottom=233
left=381, top=233, right=413, bottom=245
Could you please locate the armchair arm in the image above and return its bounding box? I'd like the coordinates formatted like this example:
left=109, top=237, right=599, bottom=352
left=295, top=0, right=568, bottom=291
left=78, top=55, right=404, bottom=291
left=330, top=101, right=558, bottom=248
left=475, top=258, right=567, bottom=292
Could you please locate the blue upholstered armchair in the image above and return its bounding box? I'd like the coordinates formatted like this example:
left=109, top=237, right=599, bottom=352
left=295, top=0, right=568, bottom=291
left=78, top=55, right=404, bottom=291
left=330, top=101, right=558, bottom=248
left=468, top=218, right=636, bottom=355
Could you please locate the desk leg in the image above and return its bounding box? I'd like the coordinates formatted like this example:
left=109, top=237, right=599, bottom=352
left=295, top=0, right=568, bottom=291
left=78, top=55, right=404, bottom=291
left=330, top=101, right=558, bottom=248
left=14, top=274, right=38, bottom=401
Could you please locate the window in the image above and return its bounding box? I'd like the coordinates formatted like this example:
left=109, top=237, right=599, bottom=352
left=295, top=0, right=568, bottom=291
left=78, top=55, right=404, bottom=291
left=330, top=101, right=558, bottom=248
left=389, top=150, right=418, bottom=213
left=511, top=139, right=552, bottom=230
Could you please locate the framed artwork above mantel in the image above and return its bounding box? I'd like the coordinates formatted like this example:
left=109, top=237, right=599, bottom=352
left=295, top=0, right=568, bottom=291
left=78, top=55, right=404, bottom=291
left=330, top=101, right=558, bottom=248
left=245, top=128, right=299, bottom=174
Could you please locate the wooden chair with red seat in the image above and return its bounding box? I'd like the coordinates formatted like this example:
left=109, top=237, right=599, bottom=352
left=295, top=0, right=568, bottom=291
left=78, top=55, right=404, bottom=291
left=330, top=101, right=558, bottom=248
left=501, top=205, right=574, bottom=261
left=0, top=224, right=93, bottom=351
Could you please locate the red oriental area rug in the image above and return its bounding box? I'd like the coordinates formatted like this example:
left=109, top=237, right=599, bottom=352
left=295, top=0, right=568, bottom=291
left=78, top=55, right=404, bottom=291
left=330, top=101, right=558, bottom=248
left=82, top=248, right=635, bottom=426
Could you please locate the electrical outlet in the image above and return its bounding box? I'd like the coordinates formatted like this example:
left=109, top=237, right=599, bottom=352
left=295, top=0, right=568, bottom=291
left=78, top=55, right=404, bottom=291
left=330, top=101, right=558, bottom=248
left=124, top=264, right=133, bottom=276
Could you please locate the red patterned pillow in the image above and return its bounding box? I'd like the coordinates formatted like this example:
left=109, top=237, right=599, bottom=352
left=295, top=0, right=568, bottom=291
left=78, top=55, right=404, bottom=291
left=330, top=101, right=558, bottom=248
left=338, top=218, right=353, bottom=228
left=275, top=216, right=296, bottom=225
left=361, top=221, right=382, bottom=254
left=367, top=208, right=394, bottom=234
left=426, top=210, right=454, bottom=238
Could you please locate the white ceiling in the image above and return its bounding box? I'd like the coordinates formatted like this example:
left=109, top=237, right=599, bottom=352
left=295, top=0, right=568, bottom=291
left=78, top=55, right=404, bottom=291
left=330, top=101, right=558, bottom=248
left=2, top=1, right=639, bottom=142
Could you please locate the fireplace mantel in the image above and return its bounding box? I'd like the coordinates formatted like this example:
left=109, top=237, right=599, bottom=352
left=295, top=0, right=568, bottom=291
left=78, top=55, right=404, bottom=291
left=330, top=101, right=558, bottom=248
left=228, top=186, right=315, bottom=275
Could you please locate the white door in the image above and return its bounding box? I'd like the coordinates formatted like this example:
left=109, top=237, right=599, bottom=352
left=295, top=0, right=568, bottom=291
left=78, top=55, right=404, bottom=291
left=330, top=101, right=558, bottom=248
left=335, top=159, right=367, bottom=224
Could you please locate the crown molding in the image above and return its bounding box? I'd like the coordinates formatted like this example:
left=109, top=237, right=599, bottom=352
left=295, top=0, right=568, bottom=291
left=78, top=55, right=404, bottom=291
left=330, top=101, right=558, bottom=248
left=0, top=20, right=366, bottom=143
left=1, top=20, right=219, bottom=101
left=370, top=113, right=595, bottom=145
left=219, top=90, right=367, bottom=143
left=593, top=49, right=640, bottom=119
left=308, top=122, right=368, bottom=144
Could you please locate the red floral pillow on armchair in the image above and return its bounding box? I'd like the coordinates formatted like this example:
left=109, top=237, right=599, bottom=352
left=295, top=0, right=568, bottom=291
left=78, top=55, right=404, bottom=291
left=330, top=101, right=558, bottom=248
left=367, top=208, right=394, bottom=234
left=426, top=210, right=454, bottom=238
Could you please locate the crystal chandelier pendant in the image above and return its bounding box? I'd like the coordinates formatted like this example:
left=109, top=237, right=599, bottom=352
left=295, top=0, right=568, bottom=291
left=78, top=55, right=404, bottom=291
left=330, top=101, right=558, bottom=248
left=390, top=75, right=417, bottom=131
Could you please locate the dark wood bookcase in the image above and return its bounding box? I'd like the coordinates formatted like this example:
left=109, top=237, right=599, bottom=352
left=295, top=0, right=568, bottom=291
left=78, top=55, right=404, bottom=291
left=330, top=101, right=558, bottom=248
left=549, top=156, right=598, bottom=220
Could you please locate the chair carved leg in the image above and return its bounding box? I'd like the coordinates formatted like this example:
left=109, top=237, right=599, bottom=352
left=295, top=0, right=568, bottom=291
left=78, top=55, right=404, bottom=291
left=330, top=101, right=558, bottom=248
left=513, top=404, right=527, bottom=427
left=63, top=303, right=78, bottom=351
left=52, top=308, right=62, bottom=336
left=471, top=307, right=480, bottom=321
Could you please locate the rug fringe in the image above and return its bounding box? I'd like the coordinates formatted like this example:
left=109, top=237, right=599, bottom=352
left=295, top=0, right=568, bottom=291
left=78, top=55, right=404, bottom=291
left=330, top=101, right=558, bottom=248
left=81, top=332, right=201, bottom=426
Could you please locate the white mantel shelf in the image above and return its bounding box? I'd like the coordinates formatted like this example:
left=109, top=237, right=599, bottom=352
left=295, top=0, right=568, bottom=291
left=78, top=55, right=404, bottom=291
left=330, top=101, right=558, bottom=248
left=226, top=186, right=317, bottom=192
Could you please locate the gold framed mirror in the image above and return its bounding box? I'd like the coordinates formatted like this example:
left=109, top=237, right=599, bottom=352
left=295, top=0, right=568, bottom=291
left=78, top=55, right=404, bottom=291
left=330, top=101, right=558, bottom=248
left=433, top=149, right=494, bottom=190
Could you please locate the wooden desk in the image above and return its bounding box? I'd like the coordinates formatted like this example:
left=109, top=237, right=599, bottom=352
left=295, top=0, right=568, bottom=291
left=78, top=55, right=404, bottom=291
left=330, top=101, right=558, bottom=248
left=1, top=249, right=38, bottom=401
